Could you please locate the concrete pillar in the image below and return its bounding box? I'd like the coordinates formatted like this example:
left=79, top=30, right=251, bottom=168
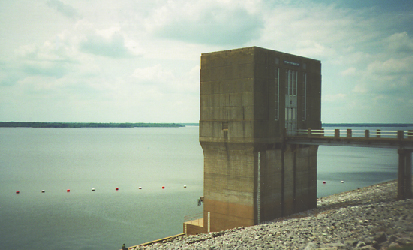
left=405, top=151, right=412, bottom=199
left=398, top=149, right=412, bottom=200
left=307, top=146, right=318, bottom=209
left=283, top=145, right=295, bottom=216
left=335, top=129, right=340, bottom=138
left=202, top=142, right=256, bottom=232
left=295, top=145, right=309, bottom=213
left=259, top=148, right=283, bottom=222
left=376, top=129, right=381, bottom=138
left=398, top=149, right=405, bottom=200
left=279, top=145, right=317, bottom=216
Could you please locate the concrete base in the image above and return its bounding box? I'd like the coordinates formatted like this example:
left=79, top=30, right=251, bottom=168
left=259, top=144, right=318, bottom=221
left=185, top=142, right=319, bottom=234
left=183, top=218, right=206, bottom=236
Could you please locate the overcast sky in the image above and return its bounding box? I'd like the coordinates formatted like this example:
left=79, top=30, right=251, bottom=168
left=1, top=0, right=412, bottom=123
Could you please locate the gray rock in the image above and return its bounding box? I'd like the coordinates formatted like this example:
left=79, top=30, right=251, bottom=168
left=356, top=241, right=366, bottom=248
left=388, top=242, right=401, bottom=248
left=397, top=237, right=412, bottom=245
left=130, top=180, right=413, bottom=250
left=344, top=239, right=359, bottom=247
left=304, top=242, right=317, bottom=250
left=388, top=235, right=398, bottom=242
left=374, top=232, right=387, bottom=243
left=360, top=246, right=376, bottom=250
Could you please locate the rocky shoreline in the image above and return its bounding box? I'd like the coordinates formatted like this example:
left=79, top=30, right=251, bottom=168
left=130, top=179, right=413, bottom=249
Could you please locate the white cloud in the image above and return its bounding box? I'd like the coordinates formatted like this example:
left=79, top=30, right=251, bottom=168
left=367, top=57, right=413, bottom=75
left=132, top=65, right=173, bottom=83
left=323, top=93, right=347, bottom=102
left=352, top=52, right=413, bottom=96
left=79, top=32, right=136, bottom=58
left=386, top=32, right=413, bottom=53
left=144, top=0, right=263, bottom=45
left=46, top=0, right=81, bottom=20
left=340, top=67, right=356, bottom=76
left=1, top=0, right=413, bottom=123
left=294, top=40, right=335, bottom=58
left=352, top=85, right=367, bottom=93
left=258, top=3, right=383, bottom=59
left=132, top=64, right=199, bottom=94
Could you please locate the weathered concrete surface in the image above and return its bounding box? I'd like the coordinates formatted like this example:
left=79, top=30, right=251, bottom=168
left=190, top=46, right=322, bottom=234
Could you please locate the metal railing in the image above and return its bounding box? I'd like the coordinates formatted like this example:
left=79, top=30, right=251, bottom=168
left=294, top=128, right=413, bottom=140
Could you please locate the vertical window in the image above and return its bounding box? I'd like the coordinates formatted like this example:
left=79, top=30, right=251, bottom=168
left=286, top=69, right=298, bottom=96
left=275, top=68, right=279, bottom=120
left=286, top=70, right=289, bottom=95
left=302, top=73, right=307, bottom=121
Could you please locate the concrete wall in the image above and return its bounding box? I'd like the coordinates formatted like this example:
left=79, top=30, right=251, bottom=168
left=259, top=148, right=283, bottom=222
left=257, top=145, right=318, bottom=221
left=192, top=47, right=321, bottom=234
left=202, top=142, right=256, bottom=231
left=183, top=221, right=206, bottom=236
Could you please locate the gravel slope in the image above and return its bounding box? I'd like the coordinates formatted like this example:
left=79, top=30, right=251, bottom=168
left=130, top=179, right=413, bottom=250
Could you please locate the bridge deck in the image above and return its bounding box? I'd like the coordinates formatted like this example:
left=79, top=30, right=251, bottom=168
left=286, top=128, right=413, bottom=149
left=287, top=128, right=412, bottom=200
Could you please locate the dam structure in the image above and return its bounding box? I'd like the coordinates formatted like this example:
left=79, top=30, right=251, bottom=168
left=185, top=47, right=322, bottom=235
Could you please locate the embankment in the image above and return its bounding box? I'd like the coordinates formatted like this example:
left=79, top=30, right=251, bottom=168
left=128, top=179, right=413, bottom=249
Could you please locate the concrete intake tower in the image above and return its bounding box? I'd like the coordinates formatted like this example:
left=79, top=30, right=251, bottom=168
left=185, top=46, right=322, bottom=234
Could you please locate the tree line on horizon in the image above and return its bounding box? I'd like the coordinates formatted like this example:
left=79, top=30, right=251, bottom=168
left=1, top=122, right=411, bottom=128
left=0, top=122, right=184, bottom=128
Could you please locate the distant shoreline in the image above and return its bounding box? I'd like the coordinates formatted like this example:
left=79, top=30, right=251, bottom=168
left=1, top=122, right=412, bottom=129
left=0, top=122, right=184, bottom=128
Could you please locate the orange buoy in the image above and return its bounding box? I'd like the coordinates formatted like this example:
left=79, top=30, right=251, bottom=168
left=323, top=181, right=326, bottom=184
left=67, top=189, right=71, bottom=192
left=16, top=191, right=20, bottom=194
left=116, top=187, right=119, bottom=191
left=162, top=186, right=165, bottom=189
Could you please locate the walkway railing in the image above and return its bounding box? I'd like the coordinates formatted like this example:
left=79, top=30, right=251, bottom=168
left=286, top=128, right=413, bottom=149
left=294, top=128, right=413, bottom=140
left=286, top=128, right=412, bottom=200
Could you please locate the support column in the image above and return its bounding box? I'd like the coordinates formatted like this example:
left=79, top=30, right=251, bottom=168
left=398, top=149, right=405, bottom=200
left=283, top=145, right=295, bottom=216
left=398, top=149, right=412, bottom=200
left=405, top=151, right=412, bottom=199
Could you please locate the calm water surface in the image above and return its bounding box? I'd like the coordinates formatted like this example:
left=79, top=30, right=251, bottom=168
left=0, top=126, right=410, bottom=249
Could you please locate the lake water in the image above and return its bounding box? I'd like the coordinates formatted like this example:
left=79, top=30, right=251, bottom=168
left=0, top=126, right=411, bottom=249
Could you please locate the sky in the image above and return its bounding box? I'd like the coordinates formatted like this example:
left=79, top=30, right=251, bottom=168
left=0, top=0, right=412, bottom=123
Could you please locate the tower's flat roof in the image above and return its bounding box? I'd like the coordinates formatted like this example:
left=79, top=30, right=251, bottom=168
left=201, top=46, right=320, bottom=63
